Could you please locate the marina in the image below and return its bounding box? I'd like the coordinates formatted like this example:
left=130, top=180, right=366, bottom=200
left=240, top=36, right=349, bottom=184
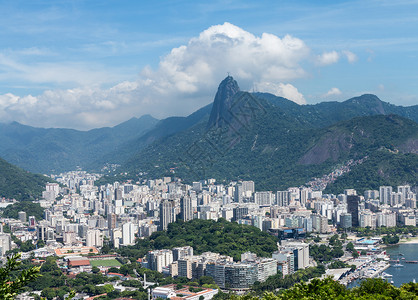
left=341, top=240, right=418, bottom=288
left=385, top=243, right=418, bottom=286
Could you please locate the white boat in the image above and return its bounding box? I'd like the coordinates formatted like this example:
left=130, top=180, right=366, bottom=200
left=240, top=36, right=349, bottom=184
left=382, top=272, right=393, bottom=278
left=393, top=263, right=404, bottom=268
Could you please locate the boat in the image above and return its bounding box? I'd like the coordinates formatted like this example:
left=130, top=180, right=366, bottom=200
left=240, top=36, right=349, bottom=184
left=393, top=263, right=404, bottom=268
left=382, top=272, right=393, bottom=278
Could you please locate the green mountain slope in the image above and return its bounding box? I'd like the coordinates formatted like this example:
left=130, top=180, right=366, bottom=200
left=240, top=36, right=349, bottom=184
left=90, top=104, right=214, bottom=170
left=0, top=157, right=53, bottom=200
left=324, top=151, right=418, bottom=194
left=115, top=77, right=418, bottom=191
left=122, top=96, right=417, bottom=191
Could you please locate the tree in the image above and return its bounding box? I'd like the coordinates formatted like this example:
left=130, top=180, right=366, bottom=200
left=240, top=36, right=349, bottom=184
left=0, top=253, right=75, bottom=300
left=0, top=253, right=41, bottom=299
left=41, top=287, right=56, bottom=300
left=346, top=242, right=355, bottom=252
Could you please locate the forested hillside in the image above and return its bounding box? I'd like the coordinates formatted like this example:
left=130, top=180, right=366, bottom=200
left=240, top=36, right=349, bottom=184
left=119, top=219, right=279, bottom=261
left=0, top=157, right=52, bottom=201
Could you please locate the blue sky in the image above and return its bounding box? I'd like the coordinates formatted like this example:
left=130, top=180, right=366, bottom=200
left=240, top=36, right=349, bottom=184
left=0, top=0, right=417, bottom=129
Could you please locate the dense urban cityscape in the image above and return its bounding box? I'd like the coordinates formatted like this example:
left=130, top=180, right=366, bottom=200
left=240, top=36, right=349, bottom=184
left=1, top=2, right=418, bottom=299
left=0, top=171, right=416, bottom=299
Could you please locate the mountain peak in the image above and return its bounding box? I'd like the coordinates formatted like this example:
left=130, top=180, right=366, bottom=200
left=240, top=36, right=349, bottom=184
left=344, top=94, right=386, bottom=114
left=207, top=76, right=240, bottom=128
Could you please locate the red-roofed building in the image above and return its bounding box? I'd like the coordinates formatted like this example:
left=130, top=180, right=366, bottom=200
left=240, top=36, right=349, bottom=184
left=107, top=272, right=125, bottom=279
left=68, top=258, right=90, bottom=267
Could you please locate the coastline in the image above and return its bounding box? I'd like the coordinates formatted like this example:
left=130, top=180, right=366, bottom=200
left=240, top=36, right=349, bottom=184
left=379, top=236, right=418, bottom=248
left=399, top=236, right=418, bottom=244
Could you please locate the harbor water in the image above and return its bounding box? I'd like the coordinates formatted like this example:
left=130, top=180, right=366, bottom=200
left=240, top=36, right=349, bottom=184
left=385, top=243, right=418, bottom=287
left=346, top=243, right=418, bottom=289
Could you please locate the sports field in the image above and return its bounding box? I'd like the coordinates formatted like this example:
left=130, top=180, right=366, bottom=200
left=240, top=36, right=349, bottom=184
left=90, top=259, right=122, bottom=267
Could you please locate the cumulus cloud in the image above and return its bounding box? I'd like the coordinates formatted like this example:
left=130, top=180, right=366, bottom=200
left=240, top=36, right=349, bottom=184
left=342, top=50, right=358, bottom=63
left=316, top=51, right=340, bottom=65
left=255, top=82, right=306, bottom=105
left=322, top=87, right=342, bottom=98
left=316, top=50, right=358, bottom=66
left=0, top=22, right=320, bottom=129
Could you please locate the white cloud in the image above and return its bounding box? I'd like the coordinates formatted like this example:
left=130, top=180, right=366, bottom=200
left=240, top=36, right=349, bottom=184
left=316, top=51, right=340, bottom=65
left=322, top=87, right=342, bottom=98
left=0, top=22, right=316, bottom=129
left=255, top=82, right=306, bottom=105
left=0, top=53, right=120, bottom=87
left=342, top=50, right=358, bottom=63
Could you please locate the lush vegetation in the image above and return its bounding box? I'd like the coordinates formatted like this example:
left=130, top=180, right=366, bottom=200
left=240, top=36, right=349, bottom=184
left=18, top=256, right=117, bottom=299
left=0, top=157, right=53, bottom=201
left=328, top=260, right=355, bottom=270
left=119, top=92, right=417, bottom=192
left=233, top=277, right=418, bottom=300
left=251, top=265, right=325, bottom=293
left=120, top=219, right=279, bottom=261
left=0, top=253, right=41, bottom=300
left=325, top=151, right=418, bottom=194
left=309, top=234, right=345, bottom=263
left=21, top=256, right=216, bottom=300
left=1, top=201, right=45, bottom=220
left=382, top=234, right=400, bottom=245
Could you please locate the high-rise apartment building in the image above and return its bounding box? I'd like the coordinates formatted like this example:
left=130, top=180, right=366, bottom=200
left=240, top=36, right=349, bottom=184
left=180, top=196, right=193, bottom=222
left=122, top=222, right=136, bottom=245
left=18, top=211, right=27, bottom=223
left=159, top=200, right=176, bottom=231
left=276, top=191, right=290, bottom=207
left=379, top=186, right=393, bottom=205
left=347, top=195, right=360, bottom=227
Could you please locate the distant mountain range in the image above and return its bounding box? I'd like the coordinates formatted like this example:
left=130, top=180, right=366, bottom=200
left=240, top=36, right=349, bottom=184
left=0, top=114, right=158, bottom=173
left=0, top=76, right=417, bottom=193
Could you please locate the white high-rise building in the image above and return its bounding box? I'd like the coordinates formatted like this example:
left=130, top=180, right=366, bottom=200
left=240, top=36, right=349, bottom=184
left=122, top=222, right=136, bottom=246
left=86, top=229, right=103, bottom=247
left=180, top=196, right=193, bottom=222
left=380, top=186, right=393, bottom=205
left=282, top=242, right=310, bottom=271
left=242, top=181, right=255, bottom=195
left=276, top=191, right=290, bottom=207
left=299, top=188, right=311, bottom=207
left=0, top=234, right=11, bottom=256
left=255, top=191, right=273, bottom=206
left=159, top=200, right=175, bottom=231
left=148, top=249, right=173, bottom=272
left=398, top=185, right=411, bottom=204
left=18, top=211, right=27, bottom=223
